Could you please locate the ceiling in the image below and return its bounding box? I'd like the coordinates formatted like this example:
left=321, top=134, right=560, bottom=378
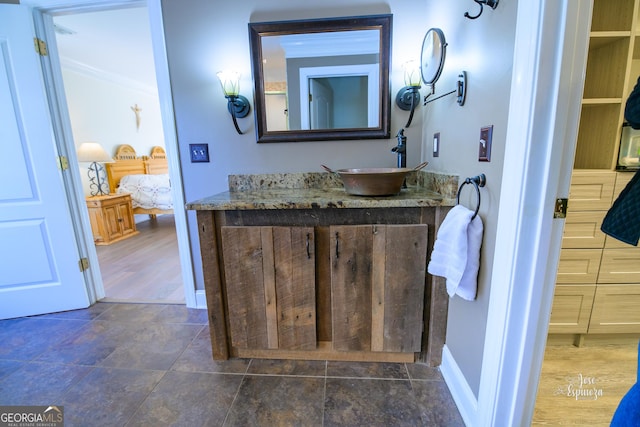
left=52, top=6, right=156, bottom=92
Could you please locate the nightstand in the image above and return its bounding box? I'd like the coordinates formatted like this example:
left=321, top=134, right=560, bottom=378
left=86, top=193, right=139, bottom=245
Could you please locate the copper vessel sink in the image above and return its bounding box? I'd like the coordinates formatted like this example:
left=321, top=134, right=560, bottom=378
left=321, top=162, right=428, bottom=196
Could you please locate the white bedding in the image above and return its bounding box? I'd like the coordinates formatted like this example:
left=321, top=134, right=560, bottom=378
left=116, top=174, right=173, bottom=210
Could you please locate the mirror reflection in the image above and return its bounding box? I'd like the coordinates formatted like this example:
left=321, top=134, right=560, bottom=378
left=249, top=15, right=392, bottom=143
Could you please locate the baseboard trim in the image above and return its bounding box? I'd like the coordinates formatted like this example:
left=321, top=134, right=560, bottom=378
left=440, top=344, right=478, bottom=426
left=195, top=290, right=207, bottom=309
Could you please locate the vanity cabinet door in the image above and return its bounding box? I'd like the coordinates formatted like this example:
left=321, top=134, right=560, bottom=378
left=330, top=224, right=428, bottom=353
left=221, top=226, right=316, bottom=351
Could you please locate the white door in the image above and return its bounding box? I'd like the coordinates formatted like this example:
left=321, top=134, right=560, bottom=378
left=309, top=78, right=333, bottom=129
left=0, top=5, right=89, bottom=319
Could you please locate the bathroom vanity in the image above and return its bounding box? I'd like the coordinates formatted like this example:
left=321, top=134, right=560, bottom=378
left=186, top=171, right=457, bottom=366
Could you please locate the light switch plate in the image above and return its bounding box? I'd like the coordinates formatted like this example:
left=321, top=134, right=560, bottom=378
left=478, top=125, right=493, bottom=162
left=189, top=143, right=209, bottom=163
left=433, top=132, right=440, bottom=157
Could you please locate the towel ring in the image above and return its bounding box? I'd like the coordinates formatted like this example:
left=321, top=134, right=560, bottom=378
left=456, top=174, right=486, bottom=220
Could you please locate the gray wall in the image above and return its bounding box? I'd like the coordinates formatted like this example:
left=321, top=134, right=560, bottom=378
left=162, top=0, right=517, bottom=398
left=161, top=0, right=431, bottom=298
left=418, top=2, right=517, bottom=396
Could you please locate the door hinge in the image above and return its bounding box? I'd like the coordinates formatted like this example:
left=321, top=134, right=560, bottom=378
left=309, top=94, right=312, bottom=102
left=34, top=38, right=48, bottom=56
left=554, top=198, right=568, bottom=218
left=78, top=257, right=90, bottom=272
left=57, top=155, right=69, bottom=171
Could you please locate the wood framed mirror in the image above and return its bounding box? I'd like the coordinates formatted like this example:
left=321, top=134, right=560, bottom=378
left=248, top=14, right=392, bottom=143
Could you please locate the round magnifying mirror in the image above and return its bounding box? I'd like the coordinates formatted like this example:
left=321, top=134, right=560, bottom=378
left=420, top=28, right=446, bottom=86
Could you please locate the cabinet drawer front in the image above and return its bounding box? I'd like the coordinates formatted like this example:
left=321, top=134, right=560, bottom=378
left=568, top=170, right=615, bottom=211
left=589, top=284, right=640, bottom=333
left=548, top=285, right=595, bottom=334
left=556, top=249, right=602, bottom=284
left=562, top=211, right=605, bottom=248
left=598, top=249, right=640, bottom=283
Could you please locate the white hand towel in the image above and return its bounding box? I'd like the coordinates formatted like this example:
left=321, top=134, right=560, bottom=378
left=428, top=205, right=484, bottom=300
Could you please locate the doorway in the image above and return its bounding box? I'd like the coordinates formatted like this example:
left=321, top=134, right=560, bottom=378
left=46, top=5, right=188, bottom=304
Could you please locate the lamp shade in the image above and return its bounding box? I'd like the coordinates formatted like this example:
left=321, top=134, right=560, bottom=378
left=217, top=70, right=241, bottom=96
left=402, top=60, right=421, bottom=87
left=76, top=142, right=112, bottom=163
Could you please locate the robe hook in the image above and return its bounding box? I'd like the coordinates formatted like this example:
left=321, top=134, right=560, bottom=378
left=464, top=0, right=499, bottom=20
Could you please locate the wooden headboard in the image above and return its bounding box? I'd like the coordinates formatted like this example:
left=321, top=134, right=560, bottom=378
left=105, top=145, right=169, bottom=193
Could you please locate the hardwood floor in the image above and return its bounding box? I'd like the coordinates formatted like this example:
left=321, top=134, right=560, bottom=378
left=533, top=340, right=638, bottom=425
left=95, top=215, right=184, bottom=303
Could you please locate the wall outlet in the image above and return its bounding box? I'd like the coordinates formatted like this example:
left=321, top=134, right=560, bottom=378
left=433, top=132, right=440, bottom=157
left=189, top=143, right=209, bottom=163
left=478, top=125, right=493, bottom=162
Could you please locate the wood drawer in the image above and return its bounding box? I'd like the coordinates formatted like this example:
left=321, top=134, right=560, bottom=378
left=568, top=170, right=616, bottom=211
left=598, top=249, right=640, bottom=283
left=561, top=211, right=606, bottom=248
left=588, top=284, right=640, bottom=333
left=556, top=249, right=602, bottom=284
left=548, top=285, right=596, bottom=334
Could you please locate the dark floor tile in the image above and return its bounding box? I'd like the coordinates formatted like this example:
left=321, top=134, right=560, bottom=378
left=225, top=375, right=324, bottom=426
left=0, top=318, right=88, bottom=361
left=0, top=362, right=91, bottom=405
left=158, top=304, right=208, bottom=324
left=127, top=371, right=242, bottom=427
left=326, top=361, right=408, bottom=379
left=36, top=321, right=123, bottom=366
left=171, top=328, right=250, bottom=374
left=247, top=358, right=326, bottom=377
left=406, top=362, right=444, bottom=381
left=93, top=303, right=170, bottom=323
left=98, top=323, right=202, bottom=370
left=413, top=379, right=465, bottom=426
left=0, top=360, right=24, bottom=381
left=60, top=367, right=164, bottom=426
left=324, top=378, right=423, bottom=426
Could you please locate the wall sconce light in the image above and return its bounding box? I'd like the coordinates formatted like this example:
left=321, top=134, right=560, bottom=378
left=395, top=60, right=422, bottom=127
left=217, top=70, right=251, bottom=135
left=77, top=142, right=113, bottom=196
left=464, top=0, right=499, bottom=20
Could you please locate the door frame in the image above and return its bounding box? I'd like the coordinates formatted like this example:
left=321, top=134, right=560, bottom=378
left=30, top=0, right=199, bottom=308
left=475, top=0, right=591, bottom=425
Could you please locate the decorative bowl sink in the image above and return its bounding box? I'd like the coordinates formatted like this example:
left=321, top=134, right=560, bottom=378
left=322, top=162, right=428, bottom=196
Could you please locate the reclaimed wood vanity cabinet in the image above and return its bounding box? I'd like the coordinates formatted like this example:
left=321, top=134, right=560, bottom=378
left=187, top=172, right=457, bottom=365
left=217, top=223, right=428, bottom=357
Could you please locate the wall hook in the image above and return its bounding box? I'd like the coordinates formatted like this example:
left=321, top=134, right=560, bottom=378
left=465, top=0, right=499, bottom=20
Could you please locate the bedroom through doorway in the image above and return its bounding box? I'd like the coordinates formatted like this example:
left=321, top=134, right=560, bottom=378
left=53, top=6, right=185, bottom=304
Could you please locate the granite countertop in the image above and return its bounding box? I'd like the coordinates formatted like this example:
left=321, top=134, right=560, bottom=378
left=186, top=171, right=458, bottom=211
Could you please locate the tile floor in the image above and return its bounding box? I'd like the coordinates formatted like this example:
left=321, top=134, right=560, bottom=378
left=0, top=302, right=464, bottom=426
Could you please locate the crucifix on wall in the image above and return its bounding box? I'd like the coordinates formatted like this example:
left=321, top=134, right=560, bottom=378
left=131, top=104, right=142, bottom=131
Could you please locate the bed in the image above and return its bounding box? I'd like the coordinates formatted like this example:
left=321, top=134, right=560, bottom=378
left=105, top=144, right=174, bottom=217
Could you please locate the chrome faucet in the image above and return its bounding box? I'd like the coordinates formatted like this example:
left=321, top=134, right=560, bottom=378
left=392, top=128, right=407, bottom=168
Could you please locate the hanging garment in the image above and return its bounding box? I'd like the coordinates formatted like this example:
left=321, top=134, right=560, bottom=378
left=601, top=170, right=640, bottom=246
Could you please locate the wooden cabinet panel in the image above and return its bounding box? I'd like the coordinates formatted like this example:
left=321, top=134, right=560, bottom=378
left=331, top=224, right=428, bottom=353
left=86, top=194, right=138, bottom=245
left=555, top=249, right=603, bottom=284
left=548, top=285, right=596, bottom=334
left=598, top=249, right=640, bottom=283
left=561, top=211, right=606, bottom=249
left=589, top=284, right=640, bottom=333
left=567, top=170, right=616, bottom=211
left=221, top=226, right=316, bottom=351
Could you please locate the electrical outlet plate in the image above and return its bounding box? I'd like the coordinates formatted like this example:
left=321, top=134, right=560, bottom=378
left=478, top=125, right=493, bottom=162
left=189, top=143, right=209, bottom=163
left=433, top=132, right=440, bottom=157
